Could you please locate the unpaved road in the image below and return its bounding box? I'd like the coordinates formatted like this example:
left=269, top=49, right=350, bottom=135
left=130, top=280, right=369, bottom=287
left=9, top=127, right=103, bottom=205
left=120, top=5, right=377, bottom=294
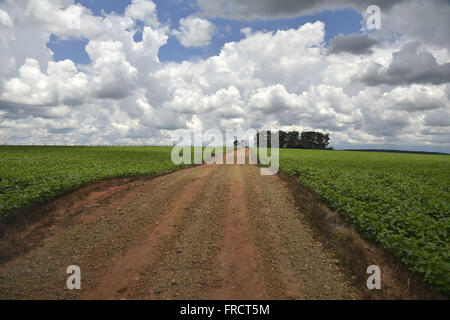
left=0, top=150, right=363, bottom=299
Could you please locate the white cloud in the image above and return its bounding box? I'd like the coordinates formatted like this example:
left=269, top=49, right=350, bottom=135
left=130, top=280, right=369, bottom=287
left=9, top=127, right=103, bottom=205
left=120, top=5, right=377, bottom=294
left=24, top=0, right=103, bottom=39
left=248, top=84, right=301, bottom=113
left=0, top=0, right=449, bottom=151
left=172, top=15, right=216, bottom=47
left=0, top=8, right=12, bottom=28
left=1, top=58, right=88, bottom=106
left=383, top=85, right=447, bottom=112
left=382, top=0, right=450, bottom=47
left=195, top=0, right=404, bottom=20
left=125, top=0, right=159, bottom=27
left=86, top=40, right=138, bottom=99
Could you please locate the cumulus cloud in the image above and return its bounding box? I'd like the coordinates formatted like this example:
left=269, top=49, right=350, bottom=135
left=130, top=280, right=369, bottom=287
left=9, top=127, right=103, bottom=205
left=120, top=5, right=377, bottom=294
left=197, top=0, right=450, bottom=48
left=195, top=0, right=406, bottom=19
left=0, top=8, right=12, bottom=28
left=86, top=40, right=138, bottom=100
left=172, top=15, right=216, bottom=47
left=382, top=0, right=450, bottom=47
left=0, top=0, right=449, bottom=151
left=424, top=109, right=450, bottom=127
left=329, top=33, right=380, bottom=55
left=359, top=41, right=450, bottom=86
left=125, top=0, right=159, bottom=27
left=23, top=0, right=103, bottom=39
left=1, top=58, right=88, bottom=106
left=383, top=85, right=448, bottom=112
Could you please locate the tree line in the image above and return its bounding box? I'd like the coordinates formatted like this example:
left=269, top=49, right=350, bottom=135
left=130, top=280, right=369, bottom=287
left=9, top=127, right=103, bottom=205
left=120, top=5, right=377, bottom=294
left=255, top=131, right=332, bottom=149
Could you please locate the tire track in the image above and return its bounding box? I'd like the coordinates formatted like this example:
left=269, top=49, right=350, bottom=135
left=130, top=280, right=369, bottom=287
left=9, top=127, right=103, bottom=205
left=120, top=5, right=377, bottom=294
left=242, top=165, right=360, bottom=299
left=0, top=149, right=365, bottom=300
left=130, top=164, right=227, bottom=299
left=81, top=164, right=219, bottom=299
left=207, top=164, right=267, bottom=299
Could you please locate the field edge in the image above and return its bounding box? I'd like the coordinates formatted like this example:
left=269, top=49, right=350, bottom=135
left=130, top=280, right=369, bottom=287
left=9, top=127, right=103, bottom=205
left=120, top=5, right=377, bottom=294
left=278, top=171, right=446, bottom=299
left=0, top=164, right=197, bottom=263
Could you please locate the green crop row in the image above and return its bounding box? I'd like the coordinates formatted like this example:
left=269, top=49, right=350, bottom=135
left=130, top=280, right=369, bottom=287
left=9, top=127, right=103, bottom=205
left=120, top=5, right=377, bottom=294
left=0, top=146, right=190, bottom=222
left=279, top=149, right=450, bottom=294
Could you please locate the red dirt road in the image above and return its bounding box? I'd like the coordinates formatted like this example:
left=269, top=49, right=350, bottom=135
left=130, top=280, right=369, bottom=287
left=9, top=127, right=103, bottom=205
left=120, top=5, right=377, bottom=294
left=0, top=151, right=364, bottom=299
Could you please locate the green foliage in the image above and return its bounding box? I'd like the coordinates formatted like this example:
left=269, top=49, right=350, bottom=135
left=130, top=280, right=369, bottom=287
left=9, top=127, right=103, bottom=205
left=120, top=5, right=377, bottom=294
left=256, top=130, right=330, bottom=149
left=279, top=149, right=450, bottom=294
left=0, top=146, right=185, bottom=221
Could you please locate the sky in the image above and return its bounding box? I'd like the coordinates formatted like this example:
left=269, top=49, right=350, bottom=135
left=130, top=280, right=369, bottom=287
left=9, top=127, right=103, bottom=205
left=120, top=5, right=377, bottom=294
left=0, top=0, right=449, bottom=152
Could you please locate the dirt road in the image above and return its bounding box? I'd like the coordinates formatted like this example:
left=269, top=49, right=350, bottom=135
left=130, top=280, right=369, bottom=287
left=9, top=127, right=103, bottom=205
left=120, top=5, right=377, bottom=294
left=0, top=150, right=363, bottom=299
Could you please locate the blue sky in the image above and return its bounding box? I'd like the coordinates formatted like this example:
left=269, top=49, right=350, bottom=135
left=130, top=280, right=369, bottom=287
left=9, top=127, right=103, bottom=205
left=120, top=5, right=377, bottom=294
left=48, top=0, right=363, bottom=65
